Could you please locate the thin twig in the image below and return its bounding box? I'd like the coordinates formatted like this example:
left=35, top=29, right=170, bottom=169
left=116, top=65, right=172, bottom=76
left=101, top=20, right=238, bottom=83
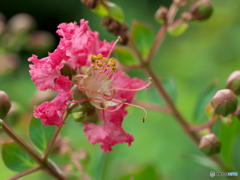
left=69, top=150, right=90, bottom=180
left=5, top=165, right=41, bottom=180
left=2, top=122, right=69, bottom=180
left=43, top=103, right=78, bottom=160
left=132, top=99, right=172, bottom=114
left=145, top=24, right=167, bottom=64
left=189, top=115, right=219, bottom=132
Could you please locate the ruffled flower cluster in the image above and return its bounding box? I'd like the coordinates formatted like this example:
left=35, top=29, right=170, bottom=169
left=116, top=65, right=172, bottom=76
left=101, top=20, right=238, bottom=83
left=28, top=19, right=150, bottom=153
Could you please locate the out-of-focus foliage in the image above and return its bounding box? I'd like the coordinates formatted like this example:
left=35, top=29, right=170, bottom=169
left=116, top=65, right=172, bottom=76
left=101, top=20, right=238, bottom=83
left=0, top=0, right=240, bottom=180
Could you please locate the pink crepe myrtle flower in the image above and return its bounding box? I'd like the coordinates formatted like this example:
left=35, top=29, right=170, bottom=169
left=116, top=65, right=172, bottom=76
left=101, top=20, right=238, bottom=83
left=28, top=19, right=151, bottom=153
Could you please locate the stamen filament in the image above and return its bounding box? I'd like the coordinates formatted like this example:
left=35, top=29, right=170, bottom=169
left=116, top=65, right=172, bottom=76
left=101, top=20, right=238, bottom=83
left=103, top=79, right=152, bottom=93
left=112, top=99, right=147, bottom=122
left=93, top=89, right=116, bottom=101
left=106, top=103, right=124, bottom=112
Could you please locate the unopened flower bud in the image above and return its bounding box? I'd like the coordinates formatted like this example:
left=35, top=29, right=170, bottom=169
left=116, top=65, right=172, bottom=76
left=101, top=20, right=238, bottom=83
left=226, top=71, right=240, bottom=95
left=0, top=91, right=11, bottom=119
left=211, top=89, right=238, bottom=116
left=167, top=19, right=189, bottom=37
left=199, top=133, right=221, bottom=156
left=155, top=6, right=168, bottom=24
left=181, top=12, right=193, bottom=21
left=0, top=54, right=21, bottom=74
left=61, top=61, right=72, bottom=80
left=7, top=13, right=36, bottom=33
left=190, top=0, right=213, bottom=21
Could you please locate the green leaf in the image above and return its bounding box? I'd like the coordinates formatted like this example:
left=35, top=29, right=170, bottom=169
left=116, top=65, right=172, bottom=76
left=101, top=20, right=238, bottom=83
left=92, top=3, right=108, bottom=17
left=180, top=154, right=220, bottom=171
left=2, top=141, right=37, bottom=172
left=131, top=21, right=155, bottom=58
left=192, top=81, right=218, bottom=124
left=28, top=116, right=56, bottom=154
left=107, top=2, right=124, bottom=22
left=114, top=46, right=137, bottom=65
left=167, top=22, right=189, bottom=37
left=220, top=116, right=240, bottom=166
left=149, top=77, right=177, bottom=106
left=0, top=119, right=2, bottom=130
left=118, top=166, right=159, bottom=180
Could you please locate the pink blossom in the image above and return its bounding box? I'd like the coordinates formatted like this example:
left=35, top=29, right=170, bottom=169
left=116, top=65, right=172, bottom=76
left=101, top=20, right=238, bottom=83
left=83, top=70, right=149, bottom=153
left=57, top=19, right=114, bottom=68
left=34, top=76, right=73, bottom=126
left=28, top=48, right=64, bottom=91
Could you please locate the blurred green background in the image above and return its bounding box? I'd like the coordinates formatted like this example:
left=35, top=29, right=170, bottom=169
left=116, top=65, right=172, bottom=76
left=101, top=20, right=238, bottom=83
left=0, top=0, right=240, bottom=179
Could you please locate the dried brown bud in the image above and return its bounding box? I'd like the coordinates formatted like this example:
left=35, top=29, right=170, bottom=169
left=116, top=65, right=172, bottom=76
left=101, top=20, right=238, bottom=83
left=0, top=91, right=11, bottom=119
left=190, top=0, right=213, bottom=21
left=211, top=89, right=238, bottom=116
left=101, top=17, right=112, bottom=27
left=226, top=70, right=240, bottom=95
left=107, top=20, right=121, bottom=35
left=155, top=6, right=168, bottom=24
left=81, top=0, right=99, bottom=9
left=199, top=133, right=221, bottom=156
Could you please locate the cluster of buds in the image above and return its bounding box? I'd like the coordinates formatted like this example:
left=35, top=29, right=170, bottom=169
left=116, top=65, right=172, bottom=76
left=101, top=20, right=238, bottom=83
left=101, top=17, right=129, bottom=45
left=199, top=133, right=221, bottom=156
left=210, top=70, right=240, bottom=119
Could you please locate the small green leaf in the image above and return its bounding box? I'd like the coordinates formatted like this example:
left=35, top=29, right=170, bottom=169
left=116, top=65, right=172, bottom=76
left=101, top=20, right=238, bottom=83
left=131, top=21, right=155, bottom=58
left=149, top=77, right=177, bottom=106
left=118, top=166, right=159, bottom=180
left=167, top=22, right=188, bottom=37
left=28, top=116, right=56, bottom=154
left=114, top=46, right=137, bottom=65
left=92, top=3, right=108, bottom=17
left=220, top=116, right=240, bottom=166
left=0, top=119, right=2, bottom=130
left=2, top=141, right=37, bottom=172
left=180, top=154, right=220, bottom=171
left=107, top=2, right=124, bottom=22
left=192, top=81, right=218, bottom=124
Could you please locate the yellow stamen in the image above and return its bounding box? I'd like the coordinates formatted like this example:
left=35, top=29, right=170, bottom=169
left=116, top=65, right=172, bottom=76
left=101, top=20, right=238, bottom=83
left=106, top=67, right=110, bottom=70
left=99, top=70, right=103, bottom=74
left=108, top=62, right=113, bottom=66
left=102, top=58, right=107, bottom=62
left=103, top=106, right=108, bottom=110
left=110, top=58, right=116, bottom=63
left=97, top=62, right=103, bottom=67
left=91, top=64, right=95, bottom=68
left=97, top=54, right=103, bottom=60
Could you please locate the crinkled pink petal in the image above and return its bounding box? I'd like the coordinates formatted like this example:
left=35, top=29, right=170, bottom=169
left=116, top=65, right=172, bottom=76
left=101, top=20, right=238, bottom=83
left=56, top=19, right=114, bottom=68
left=34, top=75, right=73, bottom=126
left=83, top=122, right=134, bottom=153
left=28, top=48, right=64, bottom=91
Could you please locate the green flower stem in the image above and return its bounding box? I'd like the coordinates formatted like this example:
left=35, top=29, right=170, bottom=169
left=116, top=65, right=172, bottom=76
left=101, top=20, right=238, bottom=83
left=145, top=24, right=167, bottom=64
left=5, top=165, right=41, bottom=180
left=43, top=103, right=78, bottom=160
left=189, top=115, right=219, bottom=132
left=2, top=121, right=69, bottom=180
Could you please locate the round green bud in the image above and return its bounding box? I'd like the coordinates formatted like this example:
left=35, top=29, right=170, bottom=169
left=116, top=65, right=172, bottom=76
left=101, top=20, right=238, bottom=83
left=211, top=89, right=238, bottom=116
left=155, top=6, right=168, bottom=24
left=0, top=91, right=11, bottom=119
left=190, top=0, right=213, bottom=21
left=199, top=133, right=221, bottom=156
left=226, top=70, right=240, bottom=95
